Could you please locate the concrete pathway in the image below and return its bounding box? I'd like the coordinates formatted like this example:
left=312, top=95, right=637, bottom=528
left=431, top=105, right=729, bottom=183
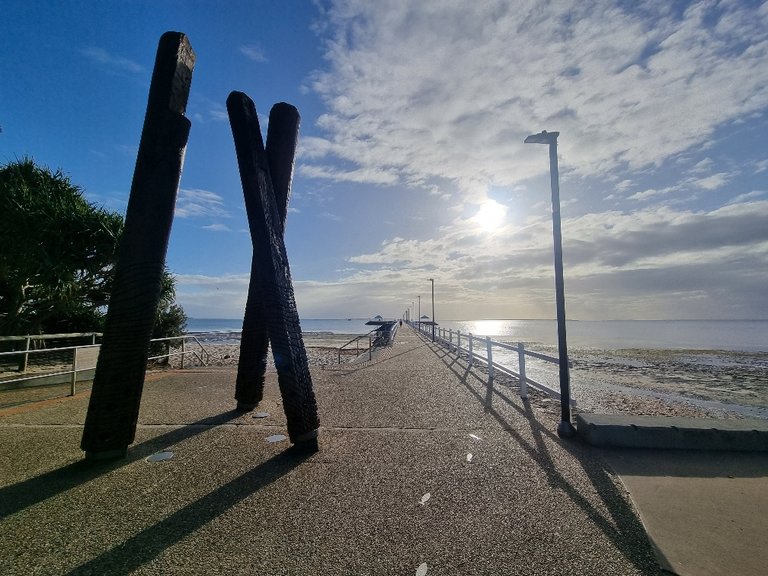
left=2, top=327, right=760, bottom=575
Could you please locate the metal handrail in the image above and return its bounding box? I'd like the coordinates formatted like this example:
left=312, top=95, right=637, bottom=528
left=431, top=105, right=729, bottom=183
left=337, top=330, right=375, bottom=364
left=0, top=333, right=101, bottom=372
left=1, top=334, right=211, bottom=395
left=149, top=335, right=211, bottom=367
left=0, top=332, right=101, bottom=342
left=336, top=322, right=400, bottom=364
left=412, top=322, right=575, bottom=405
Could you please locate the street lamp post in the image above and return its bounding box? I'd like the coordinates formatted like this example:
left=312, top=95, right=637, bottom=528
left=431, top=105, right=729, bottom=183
left=524, top=130, right=575, bottom=438
left=418, top=295, right=421, bottom=332
left=428, top=278, right=435, bottom=342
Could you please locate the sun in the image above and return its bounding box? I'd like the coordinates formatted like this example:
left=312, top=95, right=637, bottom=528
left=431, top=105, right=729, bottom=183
left=472, top=200, right=507, bottom=232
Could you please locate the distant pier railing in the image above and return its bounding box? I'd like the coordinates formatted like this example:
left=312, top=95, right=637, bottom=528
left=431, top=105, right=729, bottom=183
left=338, top=332, right=375, bottom=363
left=337, top=321, right=399, bottom=364
left=411, top=322, right=575, bottom=405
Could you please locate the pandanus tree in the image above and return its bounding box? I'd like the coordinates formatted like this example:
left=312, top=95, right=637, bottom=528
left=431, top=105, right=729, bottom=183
left=0, top=159, right=123, bottom=336
left=0, top=158, right=186, bottom=338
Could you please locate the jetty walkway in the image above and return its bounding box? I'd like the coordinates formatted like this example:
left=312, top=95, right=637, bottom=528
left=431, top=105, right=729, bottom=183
left=1, top=326, right=766, bottom=575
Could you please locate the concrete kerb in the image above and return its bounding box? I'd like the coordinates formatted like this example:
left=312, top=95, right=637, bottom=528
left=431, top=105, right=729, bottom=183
left=577, top=413, right=768, bottom=452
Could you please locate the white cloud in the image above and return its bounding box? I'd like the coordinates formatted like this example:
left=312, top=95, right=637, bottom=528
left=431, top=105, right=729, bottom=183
left=338, top=199, right=768, bottom=320
left=81, top=47, right=144, bottom=74
left=306, top=1, right=768, bottom=195
left=726, top=190, right=766, bottom=205
left=240, top=44, right=268, bottom=62
left=175, top=188, right=230, bottom=219
left=175, top=274, right=250, bottom=318
left=628, top=188, right=665, bottom=201
left=202, top=223, right=231, bottom=232
left=690, top=172, right=731, bottom=190
left=299, top=163, right=399, bottom=184
left=188, top=95, right=229, bottom=123
left=689, top=158, right=714, bottom=174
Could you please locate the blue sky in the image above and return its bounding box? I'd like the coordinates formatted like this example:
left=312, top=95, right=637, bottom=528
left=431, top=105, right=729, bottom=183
left=2, top=0, right=767, bottom=321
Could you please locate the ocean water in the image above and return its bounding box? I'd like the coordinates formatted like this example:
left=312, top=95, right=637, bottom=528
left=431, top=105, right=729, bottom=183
left=187, top=318, right=768, bottom=352
left=186, top=317, right=373, bottom=336
left=436, top=319, right=768, bottom=352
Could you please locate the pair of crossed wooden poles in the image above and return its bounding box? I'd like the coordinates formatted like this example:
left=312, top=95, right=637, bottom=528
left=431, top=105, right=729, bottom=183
left=81, top=32, right=319, bottom=460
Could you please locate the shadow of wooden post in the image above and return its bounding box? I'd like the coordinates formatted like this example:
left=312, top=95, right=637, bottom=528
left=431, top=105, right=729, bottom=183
left=235, top=103, right=300, bottom=410
left=227, top=92, right=319, bottom=450
left=81, top=32, right=195, bottom=460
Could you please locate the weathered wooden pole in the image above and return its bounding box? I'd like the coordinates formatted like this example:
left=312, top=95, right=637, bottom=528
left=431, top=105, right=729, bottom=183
left=227, top=91, right=319, bottom=450
left=235, top=103, right=300, bottom=410
left=81, top=32, right=195, bottom=460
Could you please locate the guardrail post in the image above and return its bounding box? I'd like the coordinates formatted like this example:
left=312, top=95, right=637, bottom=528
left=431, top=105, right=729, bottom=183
left=70, top=347, right=78, bottom=396
left=468, top=334, right=473, bottom=366
left=485, top=336, right=495, bottom=380
left=20, top=336, right=31, bottom=372
left=457, top=331, right=462, bottom=356
left=181, top=338, right=186, bottom=369
left=517, top=342, right=528, bottom=399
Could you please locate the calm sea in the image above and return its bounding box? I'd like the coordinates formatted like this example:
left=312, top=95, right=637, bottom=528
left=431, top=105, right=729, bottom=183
left=186, top=318, right=373, bottom=336
left=187, top=318, right=768, bottom=352
left=439, top=319, right=768, bottom=352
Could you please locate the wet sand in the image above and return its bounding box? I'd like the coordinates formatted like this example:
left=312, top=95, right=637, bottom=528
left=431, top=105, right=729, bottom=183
left=545, top=346, right=768, bottom=420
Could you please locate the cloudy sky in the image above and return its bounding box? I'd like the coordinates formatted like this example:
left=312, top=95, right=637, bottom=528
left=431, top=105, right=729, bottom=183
left=2, top=0, right=767, bottom=321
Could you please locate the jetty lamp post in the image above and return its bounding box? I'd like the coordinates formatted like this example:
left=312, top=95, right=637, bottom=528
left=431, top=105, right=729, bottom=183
left=428, top=278, right=435, bottom=342
left=524, top=130, right=576, bottom=438
left=418, top=295, right=421, bottom=332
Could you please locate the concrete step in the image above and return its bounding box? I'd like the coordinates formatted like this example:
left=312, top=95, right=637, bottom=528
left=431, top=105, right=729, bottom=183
left=576, top=413, right=768, bottom=451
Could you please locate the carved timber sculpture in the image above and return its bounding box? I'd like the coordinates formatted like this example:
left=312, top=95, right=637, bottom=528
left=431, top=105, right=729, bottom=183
left=81, top=32, right=195, bottom=459
left=227, top=92, right=319, bottom=451
left=79, top=32, right=318, bottom=459
left=235, top=103, right=299, bottom=410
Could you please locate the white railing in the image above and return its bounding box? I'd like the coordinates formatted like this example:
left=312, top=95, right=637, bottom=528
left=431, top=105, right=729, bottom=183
left=413, top=322, right=575, bottom=405
left=0, top=332, right=100, bottom=372
left=0, top=334, right=210, bottom=396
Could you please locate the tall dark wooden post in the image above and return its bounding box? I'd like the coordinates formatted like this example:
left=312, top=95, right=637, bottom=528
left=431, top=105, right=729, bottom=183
left=81, top=32, right=195, bottom=459
left=227, top=92, right=319, bottom=449
left=235, top=103, right=300, bottom=410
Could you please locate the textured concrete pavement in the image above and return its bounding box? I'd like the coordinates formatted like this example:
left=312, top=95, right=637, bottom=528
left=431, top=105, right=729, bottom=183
left=2, top=327, right=753, bottom=575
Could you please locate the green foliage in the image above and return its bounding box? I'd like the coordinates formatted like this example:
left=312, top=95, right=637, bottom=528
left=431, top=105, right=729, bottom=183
left=0, top=159, right=186, bottom=339
left=150, top=271, right=189, bottom=359
left=154, top=270, right=188, bottom=340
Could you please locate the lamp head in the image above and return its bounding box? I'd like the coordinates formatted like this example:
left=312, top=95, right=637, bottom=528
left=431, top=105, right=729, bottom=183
left=524, top=130, right=559, bottom=145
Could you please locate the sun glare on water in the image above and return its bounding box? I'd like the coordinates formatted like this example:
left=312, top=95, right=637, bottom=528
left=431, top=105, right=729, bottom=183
left=473, top=200, right=507, bottom=232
